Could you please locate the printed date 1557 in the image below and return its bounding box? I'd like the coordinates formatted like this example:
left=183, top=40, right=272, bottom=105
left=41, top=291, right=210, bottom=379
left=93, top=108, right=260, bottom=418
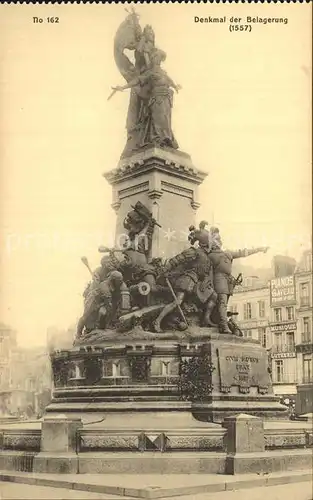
left=33, top=17, right=59, bottom=24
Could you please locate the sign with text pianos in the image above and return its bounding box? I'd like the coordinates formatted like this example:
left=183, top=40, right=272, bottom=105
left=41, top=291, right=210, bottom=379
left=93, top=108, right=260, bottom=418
left=270, top=275, right=296, bottom=307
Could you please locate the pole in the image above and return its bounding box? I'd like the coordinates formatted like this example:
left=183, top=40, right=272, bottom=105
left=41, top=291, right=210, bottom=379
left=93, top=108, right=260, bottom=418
left=165, top=277, right=188, bottom=327
left=81, top=256, right=93, bottom=277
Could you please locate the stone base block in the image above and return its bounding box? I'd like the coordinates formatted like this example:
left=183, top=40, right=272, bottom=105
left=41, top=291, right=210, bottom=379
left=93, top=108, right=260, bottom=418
left=192, top=398, right=289, bottom=424
left=78, top=452, right=226, bottom=474
left=0, top=448, right=312, bottom=475
left=225, top=449, right=313, bottom=475
left=33, top=452, right=78, bottom=474
left=0, top=451, right=36, bottom=472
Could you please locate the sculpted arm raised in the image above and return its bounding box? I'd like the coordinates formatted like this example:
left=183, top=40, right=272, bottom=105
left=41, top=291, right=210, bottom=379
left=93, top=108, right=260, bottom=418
left=163, top=247, right=197, bottom=274
left=230, top=246, right=269, bottom=259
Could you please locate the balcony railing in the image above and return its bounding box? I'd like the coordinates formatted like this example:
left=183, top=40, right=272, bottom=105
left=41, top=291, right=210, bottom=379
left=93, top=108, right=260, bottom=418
left=301, top=333, right=312, bottom=344
left=302, top=376, right=313, bottom=384
left=271, top=344, right=296, bottom=353
left=272, top=375, right=297, bottom=384
left=299, top=298, right=311, bottom=307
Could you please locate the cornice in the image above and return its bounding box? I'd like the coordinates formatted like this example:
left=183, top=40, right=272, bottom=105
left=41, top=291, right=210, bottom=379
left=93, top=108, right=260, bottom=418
left=103, top=147, right=208, bottom=186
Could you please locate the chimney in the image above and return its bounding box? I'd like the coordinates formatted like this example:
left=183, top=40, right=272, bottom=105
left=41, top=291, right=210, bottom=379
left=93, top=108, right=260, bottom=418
left=272, top=255, right=296, bottom=278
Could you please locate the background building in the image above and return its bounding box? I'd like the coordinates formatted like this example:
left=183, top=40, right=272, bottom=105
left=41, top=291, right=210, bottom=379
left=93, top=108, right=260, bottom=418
left=0, top=323, right=16, bottom=415
left=229, top=250, right=312, bottom=412
left=46, top=324, right=76, bottom=351
left=9, top=346, right=52, bottom=417
left=269, top=273, right=297, bottom=398
left=229, top=276, right=270, bottom=346
left=294, top=249, right=313, bottom=414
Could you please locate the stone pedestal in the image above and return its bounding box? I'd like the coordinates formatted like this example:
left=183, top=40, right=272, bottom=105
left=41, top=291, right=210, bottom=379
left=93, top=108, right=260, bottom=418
left=47, top=331, right=288, bottom=433
left=191, top=336, right=288, bottom=423
left=33, top=414, right=82, bottom=474
left=224, top=414, right=266, bottom=474
left=224, top=414, right=265, bottom=454
left=40, top=414, right=82, bottom=453
left=104, top=147, right=207, bottom=258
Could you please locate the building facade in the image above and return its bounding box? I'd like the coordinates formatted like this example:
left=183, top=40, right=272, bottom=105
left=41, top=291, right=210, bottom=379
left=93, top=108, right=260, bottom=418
left=229, top=250, right=312, bottom=406
left=294, top=250, right=313, bottom=383
left=229, top=277, right=271, bottom=347
left=9, top=346, right=52, bottom=417
left=294, top=250, right=313, bottom=414
left=0, top=324, right=17, bottom=414
left=0, top=324, right=16, bottom=391
left=269, top=274, right=298, bottom=397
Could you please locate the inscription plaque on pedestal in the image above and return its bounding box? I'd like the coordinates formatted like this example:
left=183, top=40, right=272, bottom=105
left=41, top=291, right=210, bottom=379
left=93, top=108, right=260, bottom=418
left=218, top=346, right=270, bottom=394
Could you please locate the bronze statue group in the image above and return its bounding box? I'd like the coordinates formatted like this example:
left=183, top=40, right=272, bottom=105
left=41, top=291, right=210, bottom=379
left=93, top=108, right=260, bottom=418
left=77, top=201, right=268, bottom=341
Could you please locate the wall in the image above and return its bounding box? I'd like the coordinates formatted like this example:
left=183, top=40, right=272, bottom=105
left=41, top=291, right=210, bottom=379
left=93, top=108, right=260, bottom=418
left=0, top=324, right=16, bottom=392
left=229, top=281, right=270, bottom=345
left=294, top=250, right=312, bottom=412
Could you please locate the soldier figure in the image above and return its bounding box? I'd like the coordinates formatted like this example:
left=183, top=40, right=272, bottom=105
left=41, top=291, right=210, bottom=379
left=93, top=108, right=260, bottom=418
left=154, top=223, right=217, bottom=332
left=119, top=202, right=166, bottom=301
left=227, top=311, right=243, bottom=337
left=208, top=227, right=269, bottom=334
left=76, top=271, right=130, bottom=339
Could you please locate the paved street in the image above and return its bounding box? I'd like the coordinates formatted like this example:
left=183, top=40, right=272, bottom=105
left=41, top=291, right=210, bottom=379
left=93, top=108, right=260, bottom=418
left=0, top=482, right=121, bottom=499
left=0, top=481, right=312, bottom=500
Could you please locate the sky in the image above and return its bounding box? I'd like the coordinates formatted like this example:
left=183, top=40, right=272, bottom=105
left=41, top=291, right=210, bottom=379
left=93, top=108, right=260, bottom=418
left=0, top=3, right=311, bottom=347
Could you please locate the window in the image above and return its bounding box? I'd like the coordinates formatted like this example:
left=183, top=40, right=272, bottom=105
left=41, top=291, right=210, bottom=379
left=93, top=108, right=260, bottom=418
left=161, top=361, right=170, bottom=376
left=69, top=362, right=85, bottom=380
left=302, top=317, right=312, bottom=343
left=244, top=303, right=252, bottom=320
left=258, top=301, right=266, bottom=318
left=275, top=360, right=284, bottom=382
left=0, top=338, right=9, bottom=359
left=244, top=330, right=252, bottom=338
left=229, top=304, right=238, bottom=314
left=274, top=308, right=282, bottom=322
left=286, top=307, right=294, bottom=321
left=303, top=355, right=312, bottom=383
left=112, top=363, right=120, bottom=377
left=286, top=332, right=295, bottom=350
left=258, top=327, right=267, bottom=348
left=102, top=361, right=113, bottom=378
left=274, top=333, right=283, bottom=348
left=300, top=283, right=310, bottom=307
left=305, top=253, right=312, bottom=272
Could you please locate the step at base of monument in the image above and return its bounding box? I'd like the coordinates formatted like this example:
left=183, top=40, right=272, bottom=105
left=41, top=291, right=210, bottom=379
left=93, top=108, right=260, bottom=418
left=1, top=449, right=312, bottom=475
left=45, top=397, right=289, bottom=425
left=192, top=398, right=289, bottom=423
left=44, top=407, right=224, bottom=431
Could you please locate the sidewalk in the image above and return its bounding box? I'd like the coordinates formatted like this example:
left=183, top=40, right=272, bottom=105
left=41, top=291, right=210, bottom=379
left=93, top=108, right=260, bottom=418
left=0, top=469, right=311, bottom=499
left=0, top=479, right=312, bottom=500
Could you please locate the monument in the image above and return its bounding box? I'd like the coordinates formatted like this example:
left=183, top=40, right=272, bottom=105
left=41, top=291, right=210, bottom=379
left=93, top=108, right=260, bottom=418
left=1, top=8, right=312, bottom=483
left=45, top=9, right=288, bottom=432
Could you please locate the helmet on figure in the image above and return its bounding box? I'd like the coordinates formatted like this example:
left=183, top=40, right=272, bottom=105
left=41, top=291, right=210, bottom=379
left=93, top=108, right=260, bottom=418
left=188, top=221, right=210, bottom=248
left=108, top=270, right=124, bottom=284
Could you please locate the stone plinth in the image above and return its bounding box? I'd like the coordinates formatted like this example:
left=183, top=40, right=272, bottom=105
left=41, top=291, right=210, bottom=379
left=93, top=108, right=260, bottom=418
left=46, top=330, right=288, bottom=431
left=33, top=415, right=82, bottom=474
left=40, top=415, right=82, bottom=453
left=103, top=147, right=207, bottom=258
left=191, top=336, right=288, bottom=423
left=224, top=414, right=265, bottom=455
left=222, top=414, right=312, bottom=475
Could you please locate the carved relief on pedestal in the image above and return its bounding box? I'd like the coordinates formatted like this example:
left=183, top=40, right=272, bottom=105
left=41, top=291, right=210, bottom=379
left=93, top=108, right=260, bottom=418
left=68, top=360, right=86, bottom=383
left=52, top=359, right=69, bottom=388
left=128, top=355, right=151, bottom=382
left=218, top=346, right=271, bottom=395
left=178, top=351, right=215, bottom=402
